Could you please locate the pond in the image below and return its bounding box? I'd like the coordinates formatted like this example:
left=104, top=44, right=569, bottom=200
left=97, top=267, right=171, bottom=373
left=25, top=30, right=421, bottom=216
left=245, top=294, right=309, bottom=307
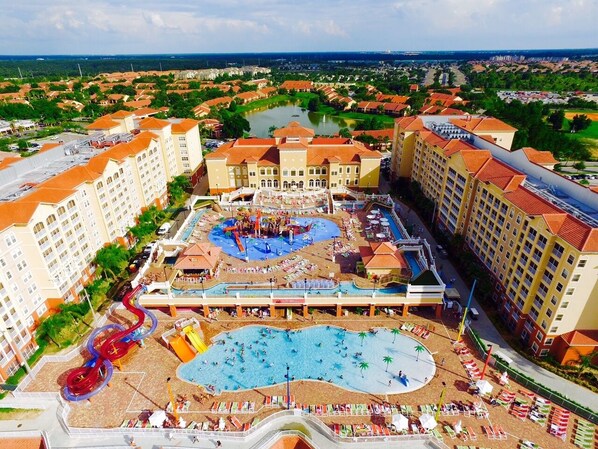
left=244, top=104, right=354, bottom=137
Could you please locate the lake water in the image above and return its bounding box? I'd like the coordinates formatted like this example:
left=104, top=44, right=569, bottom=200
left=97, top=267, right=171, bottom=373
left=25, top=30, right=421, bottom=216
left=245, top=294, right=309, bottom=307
left=244, top=104, right=354, bottom=137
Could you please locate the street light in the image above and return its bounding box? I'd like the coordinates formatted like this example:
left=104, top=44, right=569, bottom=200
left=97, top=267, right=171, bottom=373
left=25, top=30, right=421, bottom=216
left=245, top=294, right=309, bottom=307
left=373, top=276, right=379, bottom=296
left=286, top=364, right=291, bottom=410
left=269, top=277, right=274, bottom=296
left=80, top=289, right=98, bottom=327
left=304, top=278, right=308, bottom=297
left=0, top=324, right=31, bottom=374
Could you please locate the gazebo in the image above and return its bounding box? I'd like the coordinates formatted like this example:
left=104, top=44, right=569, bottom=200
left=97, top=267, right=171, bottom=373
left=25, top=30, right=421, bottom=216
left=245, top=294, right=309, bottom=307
left=358, top=241, right=412, bottom=284
left=174, top=242, right=221, bottom=277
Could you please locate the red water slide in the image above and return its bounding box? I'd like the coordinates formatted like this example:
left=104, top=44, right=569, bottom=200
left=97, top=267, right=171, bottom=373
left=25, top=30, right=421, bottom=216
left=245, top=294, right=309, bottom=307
left=64, top=285, right=148, bottom=399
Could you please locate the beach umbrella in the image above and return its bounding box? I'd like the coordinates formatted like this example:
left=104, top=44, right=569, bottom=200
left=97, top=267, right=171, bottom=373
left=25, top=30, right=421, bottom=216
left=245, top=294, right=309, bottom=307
left=419, top=413, right=437, bottom=430
left=476, top=379, right=493, bottom=395
left=149, top=410, right=167, bottom=428
left=454, top=420, right=462, bottom=434
left=391, top=414, right=409, bottom=431
left=218, top=417, right=226, bottom=431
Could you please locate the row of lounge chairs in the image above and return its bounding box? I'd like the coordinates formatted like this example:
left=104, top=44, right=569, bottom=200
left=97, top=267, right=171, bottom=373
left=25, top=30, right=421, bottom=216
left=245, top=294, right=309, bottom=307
left=483, top=425, right=508, bottom=440
left=210, top=401, right=257, bottom=414
left=263, top=398, right=416, bottom=417
left=401, top=322, right=431, bottom=339
left=573, top=419, right=596, bottom=449
left=332, top=423, right=391, bottom=437
left=549, top=407, right=570, bottom=441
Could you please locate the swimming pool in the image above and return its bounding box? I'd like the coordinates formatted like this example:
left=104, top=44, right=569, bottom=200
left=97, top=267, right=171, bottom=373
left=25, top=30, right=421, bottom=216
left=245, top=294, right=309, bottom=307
left=172, top=280, right=407, bottom=297
left=177, top=325, right=435, bottom=394
left=209, top=217, right=341, bottom=260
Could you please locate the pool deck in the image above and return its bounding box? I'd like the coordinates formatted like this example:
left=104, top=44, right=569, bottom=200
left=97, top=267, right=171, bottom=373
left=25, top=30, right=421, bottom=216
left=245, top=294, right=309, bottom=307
left=22, top=308, right=585, bottom=449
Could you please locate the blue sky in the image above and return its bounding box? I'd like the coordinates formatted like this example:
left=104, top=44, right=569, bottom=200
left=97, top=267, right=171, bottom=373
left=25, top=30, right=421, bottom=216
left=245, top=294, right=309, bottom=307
left=1, top=0, right=596, bottom=55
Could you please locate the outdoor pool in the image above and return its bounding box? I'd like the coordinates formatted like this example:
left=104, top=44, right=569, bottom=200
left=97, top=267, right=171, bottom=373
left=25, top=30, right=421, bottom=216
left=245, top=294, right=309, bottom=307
left=177, top=325, right=435, bottom=394
left=209, top=217, right=341, bottom=261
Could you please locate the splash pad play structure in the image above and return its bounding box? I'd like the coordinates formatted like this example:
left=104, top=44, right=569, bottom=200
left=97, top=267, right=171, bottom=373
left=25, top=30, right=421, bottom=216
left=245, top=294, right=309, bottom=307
left=63, top=285, right=158, bottom=401
left=210, top=209, right=341, bottom=260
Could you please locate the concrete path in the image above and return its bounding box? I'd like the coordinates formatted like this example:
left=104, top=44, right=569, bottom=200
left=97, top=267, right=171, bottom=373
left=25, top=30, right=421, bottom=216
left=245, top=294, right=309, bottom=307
left=379, top=179, right=598, bottom=412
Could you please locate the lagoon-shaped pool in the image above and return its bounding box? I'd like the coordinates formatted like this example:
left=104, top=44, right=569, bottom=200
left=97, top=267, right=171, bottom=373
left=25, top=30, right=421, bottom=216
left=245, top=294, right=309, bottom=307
left=177, top=325, right=435, bottom=394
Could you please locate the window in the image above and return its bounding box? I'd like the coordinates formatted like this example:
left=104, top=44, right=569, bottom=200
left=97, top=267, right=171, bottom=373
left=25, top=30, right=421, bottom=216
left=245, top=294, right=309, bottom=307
left=565, top=288, right=574, bottom=296
left=540, top=349, right=549, bottom=357
left=545, top=338, right=554, bottom=346
left=561, top=269, right=569, bottom=279
left=309, top=168, right=314, bottom=175
left=290, top=170, right=296, bottom=176
left=298, top=170, right=304, bottom=176
left=572, top=274, right=580, bottom=282
left=566, top=254, right=574, bottom=265
left=578, top=259, right=587, bottom=268
left=555, top=314, right=563, bottom=321
left=555, top=283, right=563, bottom=292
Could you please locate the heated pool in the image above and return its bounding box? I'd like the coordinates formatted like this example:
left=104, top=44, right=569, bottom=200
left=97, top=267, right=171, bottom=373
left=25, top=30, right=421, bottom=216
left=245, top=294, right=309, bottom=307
left=177, top=325, right=435, bottom=394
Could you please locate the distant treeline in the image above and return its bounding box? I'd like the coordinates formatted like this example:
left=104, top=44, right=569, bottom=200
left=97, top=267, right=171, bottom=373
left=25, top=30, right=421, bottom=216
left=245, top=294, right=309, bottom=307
left=0, top=49, right=595, bottom=78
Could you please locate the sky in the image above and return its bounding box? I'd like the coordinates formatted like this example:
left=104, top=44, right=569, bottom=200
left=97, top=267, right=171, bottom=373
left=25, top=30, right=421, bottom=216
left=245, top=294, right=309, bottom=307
left=0, top=0, right=597, bottom=55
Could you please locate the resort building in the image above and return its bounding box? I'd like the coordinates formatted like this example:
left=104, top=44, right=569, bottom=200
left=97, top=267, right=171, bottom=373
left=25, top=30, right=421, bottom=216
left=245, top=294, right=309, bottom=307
left=390, top=114, right=598, bottom=359
left=0, top=111, right=202, bottom=381
left=205, top=121, right=382, bottom=194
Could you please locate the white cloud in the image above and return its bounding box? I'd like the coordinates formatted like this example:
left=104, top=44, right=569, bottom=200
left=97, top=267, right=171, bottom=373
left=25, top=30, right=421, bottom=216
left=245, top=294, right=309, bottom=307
left=0, top=0, right=595, bottom=54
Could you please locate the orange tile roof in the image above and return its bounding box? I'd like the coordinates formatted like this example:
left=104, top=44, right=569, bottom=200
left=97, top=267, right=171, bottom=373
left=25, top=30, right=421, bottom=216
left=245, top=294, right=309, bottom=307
left=521, top=147, right=558, bottom=165
left=475, top=158, right=525, bottom=192
left=0, top=201, right=39, bottom=230
left=132, top=106, right=161, bottom=117
left=450, top=117, right=517, bottom=133
left=394, top=116, right=425, bottom=131
left=174, top=242, right=221, bottom=270
left=279, top=80, right=313, bottom=90
left=359, top=242, right=410, bottom=269
left=458, top=150, right=492, bottom=173
left=560, top=330, right=598, bottom=347
left=171, top=119, right=198, bottom=133
left=138, top=117, right=170, bottom=130
left=350, top=129, right=394, bottom=140
left=273, top=122, right=315, bottom=138
left=110, top=110, right=134, bottom=119
left=504, top=187, right=598, bottom=251
left=86, top=116, right=120, bottom=130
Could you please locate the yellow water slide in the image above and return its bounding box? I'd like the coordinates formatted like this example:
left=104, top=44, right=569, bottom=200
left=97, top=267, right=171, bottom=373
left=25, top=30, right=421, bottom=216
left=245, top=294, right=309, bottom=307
left=183, top=326, right=208, bottom=353
left=170, top=335, right=196, bottom=362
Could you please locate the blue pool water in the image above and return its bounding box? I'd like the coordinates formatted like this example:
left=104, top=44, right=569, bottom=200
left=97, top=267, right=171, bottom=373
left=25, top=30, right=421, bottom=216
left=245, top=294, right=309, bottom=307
left=380, top=208, right=406, bottom=240
left=178, top=325, right=435, bottom=394
left=172, top=280, right=407, bottom=297
left=209, top=217, right=341, bottom=261
left=181, top=209, right=209, bottom=242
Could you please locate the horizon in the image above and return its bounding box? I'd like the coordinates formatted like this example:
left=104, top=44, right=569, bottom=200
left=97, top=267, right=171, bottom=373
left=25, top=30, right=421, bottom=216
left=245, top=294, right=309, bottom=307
left=0, top=47, right=598, bottom=58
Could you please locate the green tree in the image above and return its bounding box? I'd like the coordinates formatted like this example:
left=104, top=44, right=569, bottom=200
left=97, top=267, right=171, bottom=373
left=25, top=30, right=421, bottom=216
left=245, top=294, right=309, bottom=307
left=338, top=127, right=352, bottom=138
left=575, top=350, right=598, bottom=379
left=221, top=112, right=250, bottom=138
left=359, top=361, right=369, bottom=378
left=17, top=139, right=28, bottom=150
left=358, top=331, right=367, bottom=346
left=307, top=97, right=320, bottom=112
left=573, top=161, right=586, bottom=171
left=414, top=344, right=425, bottom=362
left=391, top=328, right=401, bottom=343
left=168, top=175, right=191, bottom=205
left=383, top=355, right=393, bottom=372
left=547, top=110, right=565, bottom=131
left=569, top=114, right=592, bottom=133
left=94, top=244, right=130, bottom=280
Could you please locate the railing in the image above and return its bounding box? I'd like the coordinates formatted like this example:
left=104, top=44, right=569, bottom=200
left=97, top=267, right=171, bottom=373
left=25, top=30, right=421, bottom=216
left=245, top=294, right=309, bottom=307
left=465, top=326, right=598, bottom=424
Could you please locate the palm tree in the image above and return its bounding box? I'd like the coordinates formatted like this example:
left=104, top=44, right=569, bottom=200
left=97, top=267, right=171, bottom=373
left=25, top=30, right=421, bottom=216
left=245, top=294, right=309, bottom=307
left=575, top=350, right=598, bottom=379
left=383, top=355, right=393, bottom=372
left=359, top=361, right=369, bottom=378
left=414, top=344, right=425, bottom=362
left=391, top=328, right=401, bottom=343
left=358, top=331, right=367, bottom=347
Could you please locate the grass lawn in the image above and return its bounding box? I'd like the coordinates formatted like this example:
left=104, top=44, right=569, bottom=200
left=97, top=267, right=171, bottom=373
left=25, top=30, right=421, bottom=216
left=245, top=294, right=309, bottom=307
left=561, top=114, right=598, bottom=158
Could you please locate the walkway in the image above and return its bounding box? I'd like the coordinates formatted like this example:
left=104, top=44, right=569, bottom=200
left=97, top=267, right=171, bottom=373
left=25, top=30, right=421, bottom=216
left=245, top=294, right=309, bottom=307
left=378, top=178, right=598, bottom=412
